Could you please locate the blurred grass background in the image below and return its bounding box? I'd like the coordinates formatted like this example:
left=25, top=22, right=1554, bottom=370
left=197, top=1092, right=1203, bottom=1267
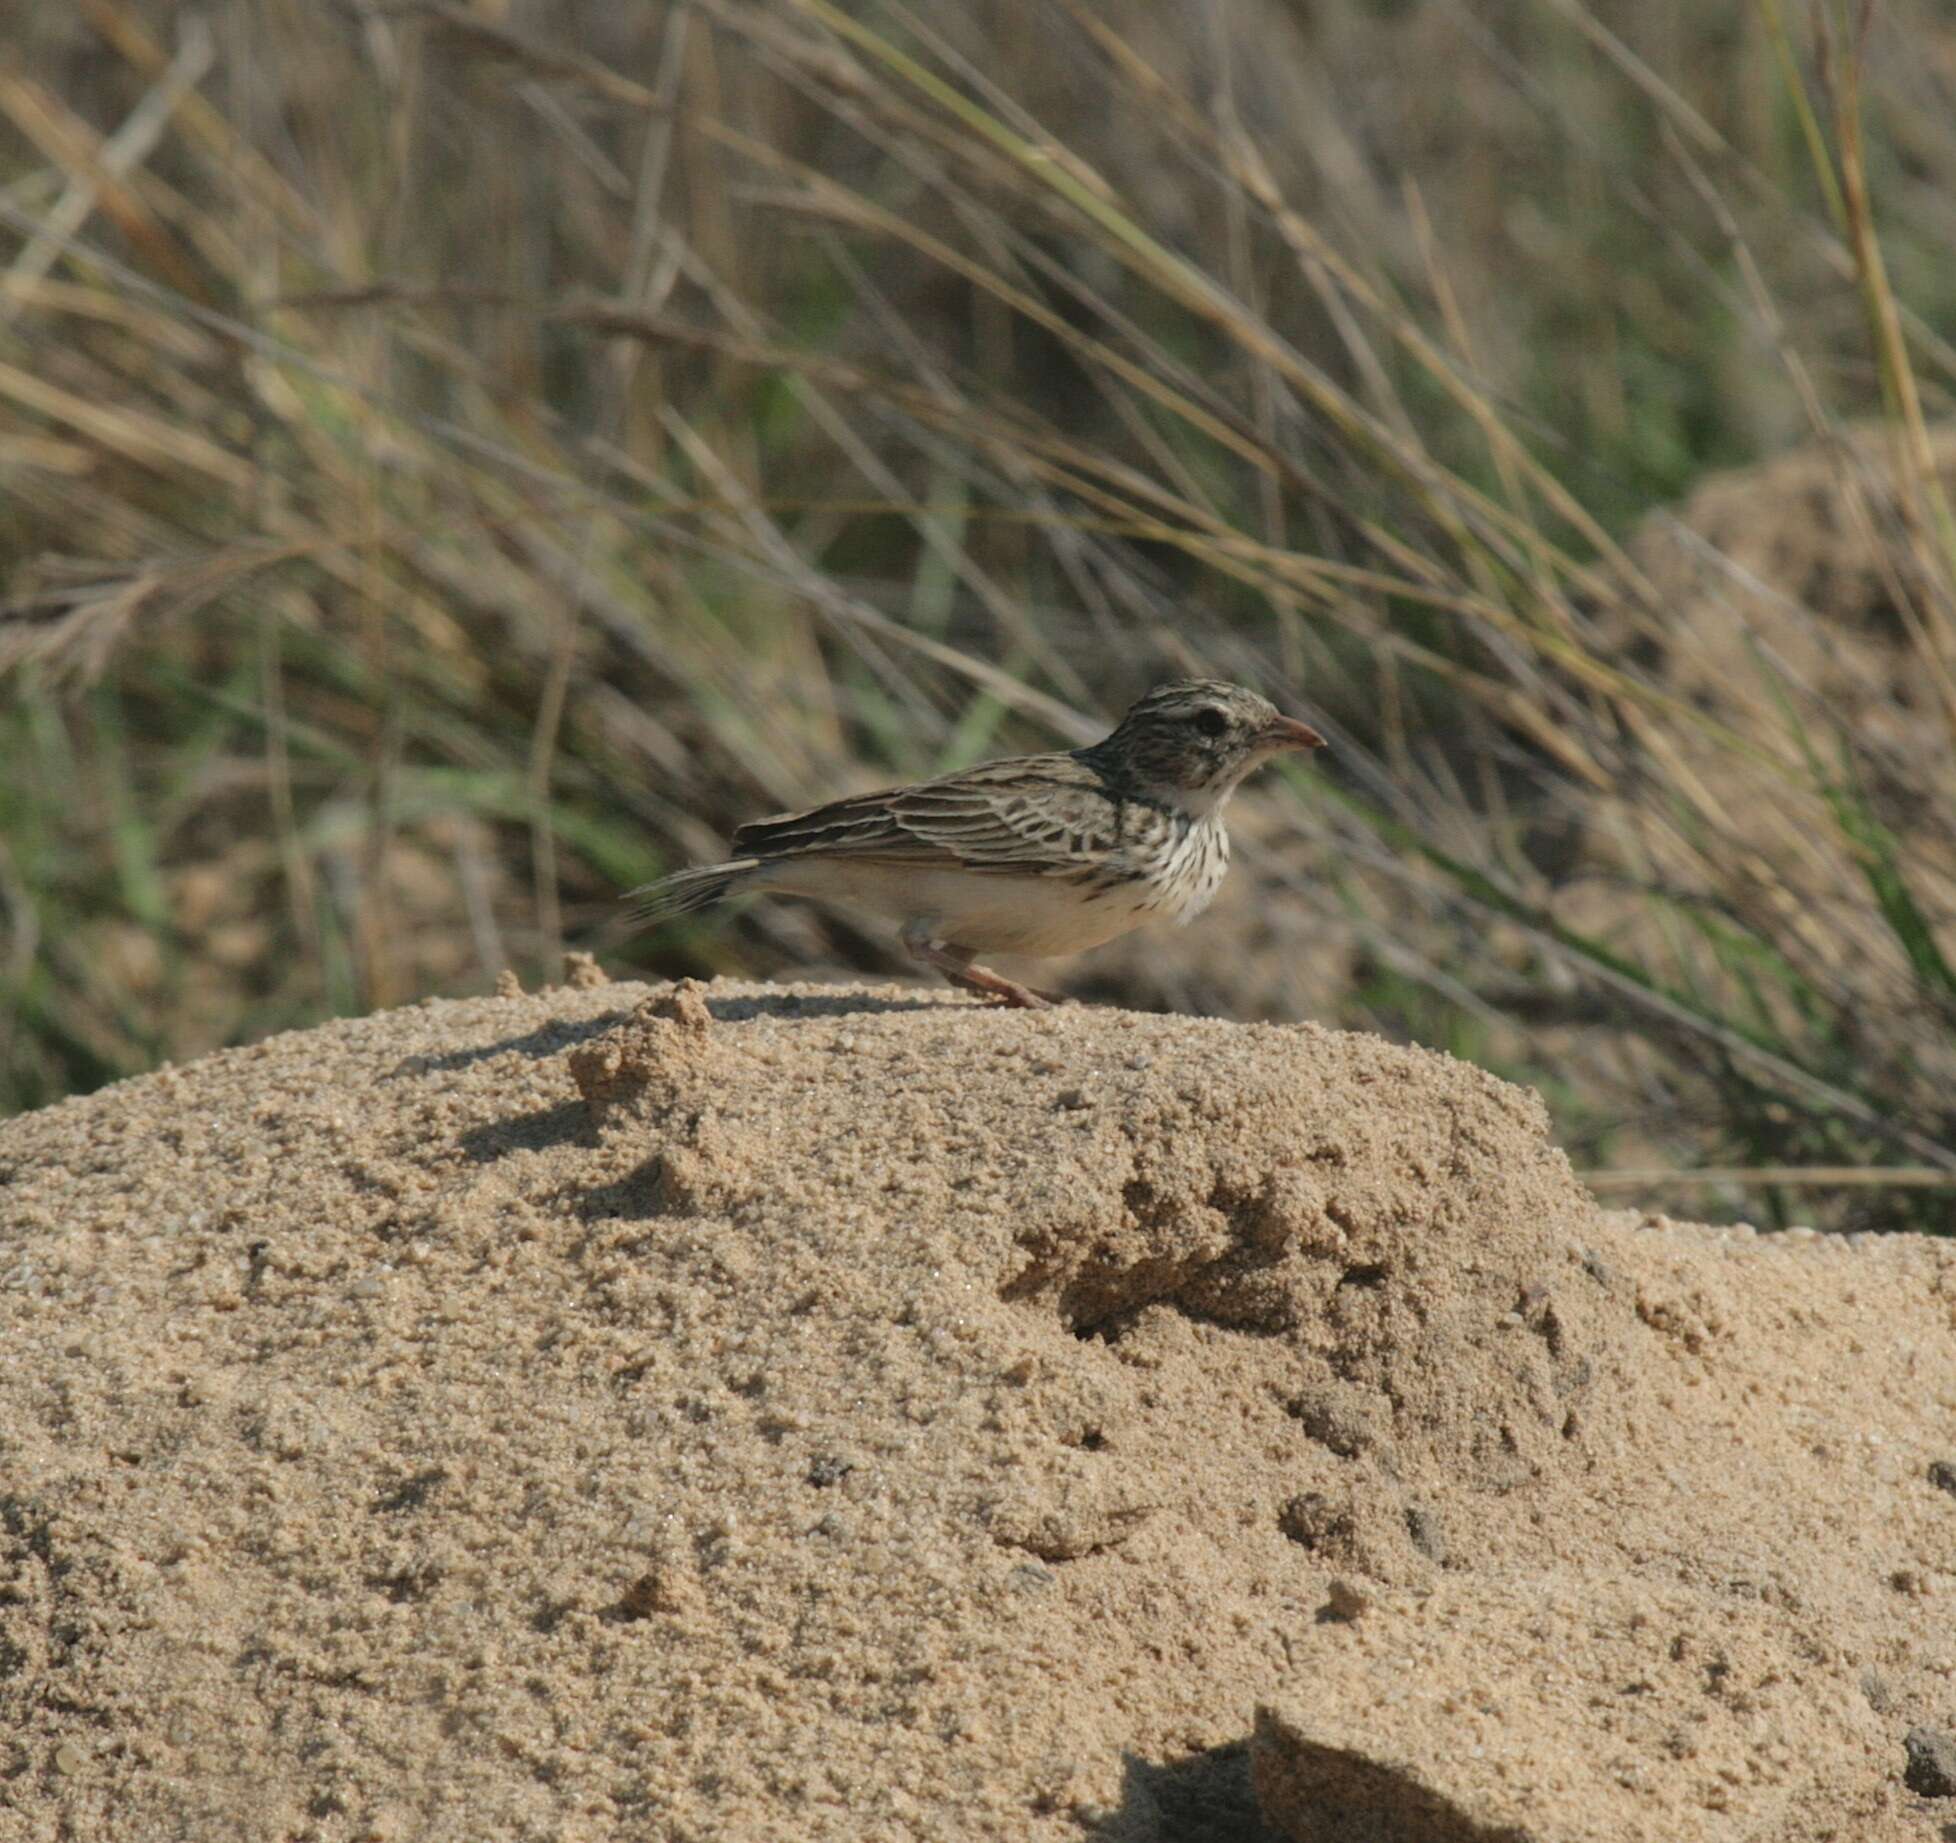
left=3, top=0, right=1956, bottom=1228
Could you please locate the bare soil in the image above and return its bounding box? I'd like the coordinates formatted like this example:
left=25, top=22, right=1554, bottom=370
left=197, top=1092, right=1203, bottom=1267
left=0, top=973, right=1951, bottom=1841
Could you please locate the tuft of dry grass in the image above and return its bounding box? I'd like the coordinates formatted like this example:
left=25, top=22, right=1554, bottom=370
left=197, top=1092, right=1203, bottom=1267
left=3, top=0, right=1955, bottom=1225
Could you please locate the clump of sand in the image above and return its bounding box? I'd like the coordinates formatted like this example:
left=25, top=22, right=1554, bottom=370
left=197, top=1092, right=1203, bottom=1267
left=0, top=978, right=1951, bottom=1842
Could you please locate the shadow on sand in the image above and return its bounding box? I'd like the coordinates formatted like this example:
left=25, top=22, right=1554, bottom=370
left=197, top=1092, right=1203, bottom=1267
left=397, top=982, right=966, bottom=1081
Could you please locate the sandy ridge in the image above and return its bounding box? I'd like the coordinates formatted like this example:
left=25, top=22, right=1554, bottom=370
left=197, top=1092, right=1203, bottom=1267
left=0, top=977, right=1952, bottom=1841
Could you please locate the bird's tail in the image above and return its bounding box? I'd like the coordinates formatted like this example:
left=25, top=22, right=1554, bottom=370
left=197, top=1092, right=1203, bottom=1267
left=624, top=858, right=761, bottom=928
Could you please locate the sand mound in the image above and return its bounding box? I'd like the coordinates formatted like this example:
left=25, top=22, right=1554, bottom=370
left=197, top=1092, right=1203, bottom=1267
left=1, top=979, right=1951, bottom=1841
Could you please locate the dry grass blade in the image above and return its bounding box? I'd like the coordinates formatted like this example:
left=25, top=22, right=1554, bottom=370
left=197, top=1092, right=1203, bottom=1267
left=0, top=14, right=211, bottom=319
left=2, top=0, right=1954, bottom=1222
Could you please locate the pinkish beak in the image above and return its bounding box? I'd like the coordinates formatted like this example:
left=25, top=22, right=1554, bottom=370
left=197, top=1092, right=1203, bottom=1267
left=1260, top=713, right=1327, bottom=754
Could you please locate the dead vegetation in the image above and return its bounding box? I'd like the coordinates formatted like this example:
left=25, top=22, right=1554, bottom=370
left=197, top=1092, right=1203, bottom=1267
left=3, top=0, right=1956, bottom=1224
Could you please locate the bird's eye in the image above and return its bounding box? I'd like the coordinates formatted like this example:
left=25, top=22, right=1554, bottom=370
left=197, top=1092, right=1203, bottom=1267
left=1191, top=707, right=1229, bottom=738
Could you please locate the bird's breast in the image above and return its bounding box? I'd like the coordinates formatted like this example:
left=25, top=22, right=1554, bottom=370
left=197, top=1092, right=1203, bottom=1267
left=1149, top=812, right=1230, bottom=925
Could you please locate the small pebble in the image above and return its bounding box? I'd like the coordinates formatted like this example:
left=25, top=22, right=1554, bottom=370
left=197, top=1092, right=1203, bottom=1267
left=1321, top=1578, right=1371, bottom=1622
left=1405, top=1506, right=1448, bottom=1564
left=1904, top=1726, right=1956, bottom=1798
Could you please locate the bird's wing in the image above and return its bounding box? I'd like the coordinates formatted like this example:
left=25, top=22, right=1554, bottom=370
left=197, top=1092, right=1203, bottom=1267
left=731, top=752, right=1132, bottom=875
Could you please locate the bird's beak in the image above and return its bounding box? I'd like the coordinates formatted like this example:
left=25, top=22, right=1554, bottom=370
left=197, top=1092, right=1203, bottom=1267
left=1258, top=714, right=1327, bottom=754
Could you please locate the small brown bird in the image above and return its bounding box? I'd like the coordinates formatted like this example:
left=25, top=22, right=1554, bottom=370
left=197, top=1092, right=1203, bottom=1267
left=629, top=679, right=1325, bottom=1008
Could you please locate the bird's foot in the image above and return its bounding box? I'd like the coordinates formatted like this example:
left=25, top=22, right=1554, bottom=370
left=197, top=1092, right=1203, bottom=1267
left=947, top=962, right=1057, bottom=1009
left=902, top=928, right=1064, bottom=1009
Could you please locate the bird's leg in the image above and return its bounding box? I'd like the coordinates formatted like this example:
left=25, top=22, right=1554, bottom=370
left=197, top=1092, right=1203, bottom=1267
left=949, top=960, right=1057, bottom=1010
left=900, top=923, right=1052, bottom=1010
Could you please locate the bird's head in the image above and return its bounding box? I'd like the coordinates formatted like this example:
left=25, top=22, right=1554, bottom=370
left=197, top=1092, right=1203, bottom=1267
left=1084, top=678, right=1325, bottom=814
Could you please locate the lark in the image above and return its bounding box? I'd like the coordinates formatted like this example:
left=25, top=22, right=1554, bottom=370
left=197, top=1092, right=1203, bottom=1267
left=628, top=679, right=1325, bottom=1008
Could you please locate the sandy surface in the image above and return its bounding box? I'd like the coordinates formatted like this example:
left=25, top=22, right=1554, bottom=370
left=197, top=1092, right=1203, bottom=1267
left=0, top=974, right=1952, bottom=1842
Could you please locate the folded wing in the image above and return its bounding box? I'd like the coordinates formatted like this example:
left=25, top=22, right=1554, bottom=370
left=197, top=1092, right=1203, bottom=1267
left=732, top=754, right=1130, bottom=876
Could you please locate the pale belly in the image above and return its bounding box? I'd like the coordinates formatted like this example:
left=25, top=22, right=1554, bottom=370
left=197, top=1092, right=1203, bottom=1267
left=756, top=858, right=1175, bottom=958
